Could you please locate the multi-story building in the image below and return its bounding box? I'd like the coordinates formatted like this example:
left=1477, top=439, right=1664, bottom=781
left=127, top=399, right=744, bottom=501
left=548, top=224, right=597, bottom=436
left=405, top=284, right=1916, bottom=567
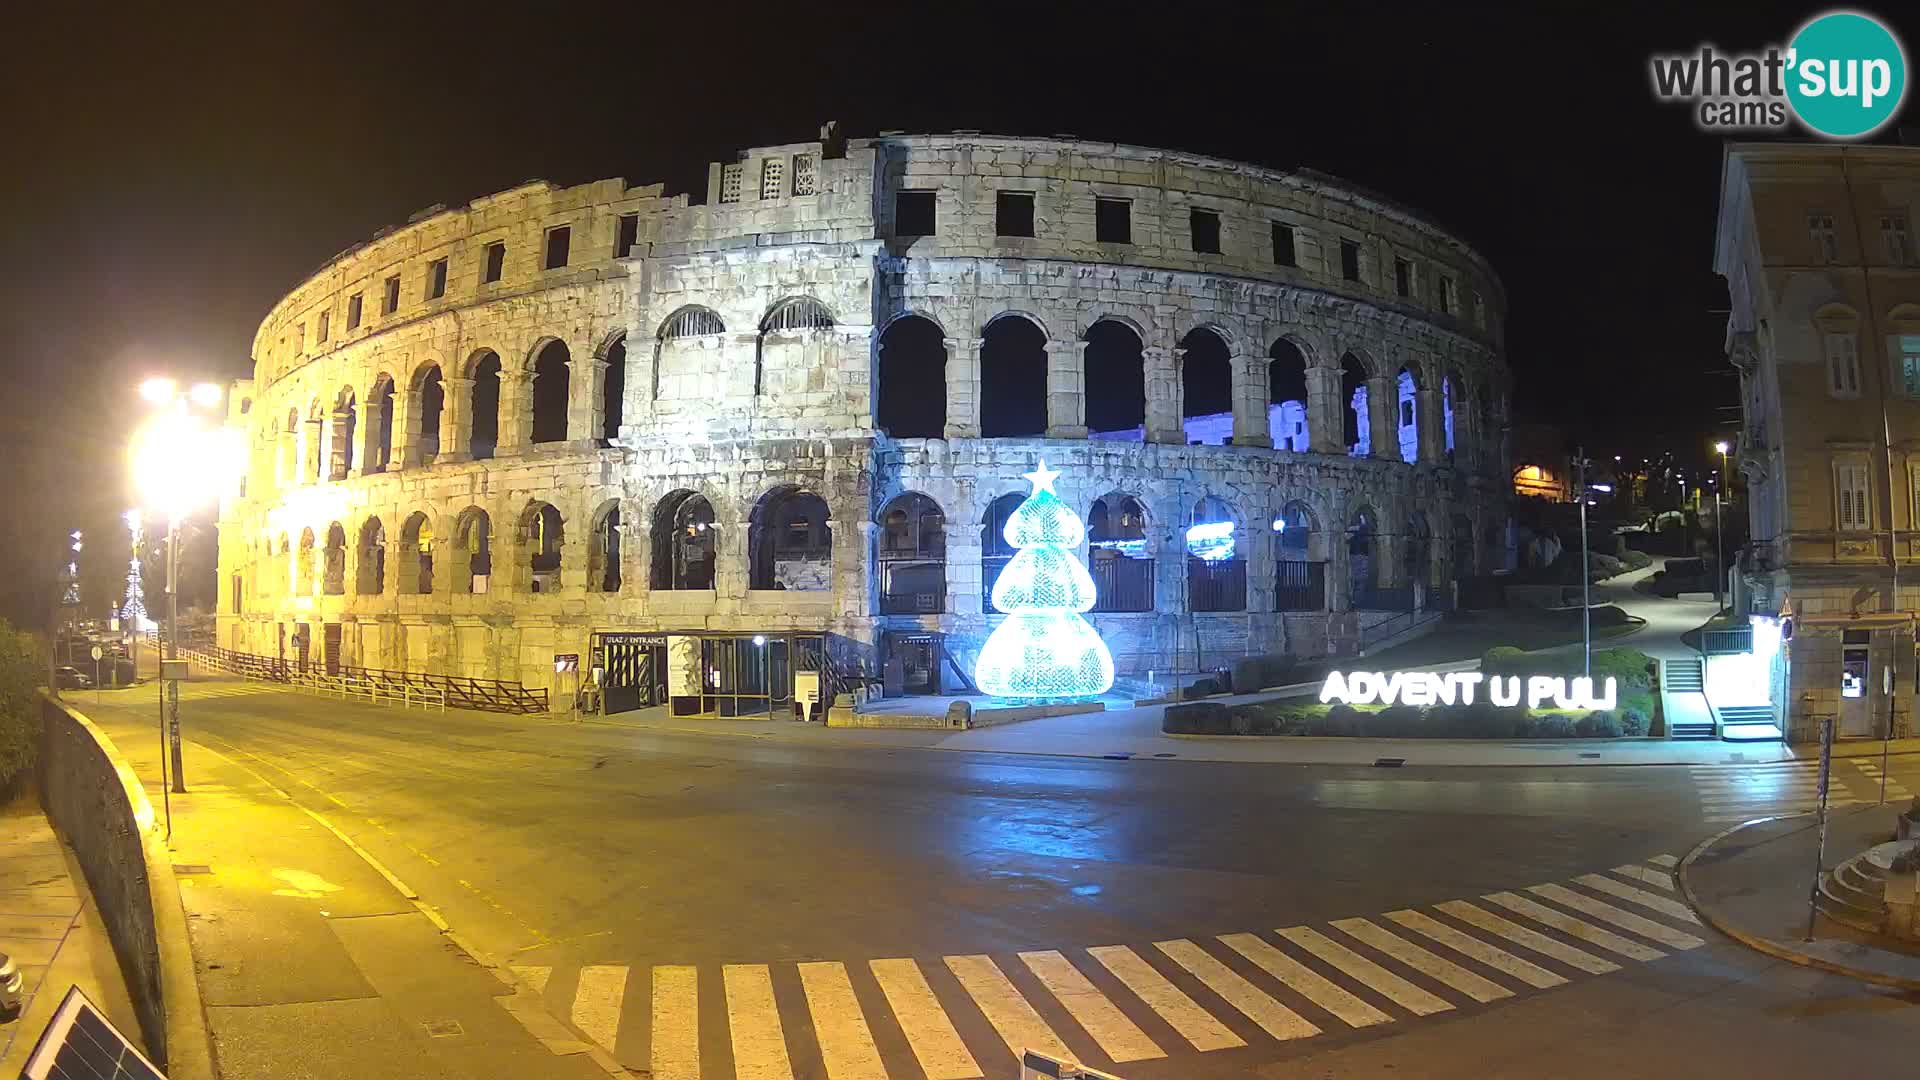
left=1715, top=141, right=1920, bottom=743
left=215, top=126, right=1512, bottom=714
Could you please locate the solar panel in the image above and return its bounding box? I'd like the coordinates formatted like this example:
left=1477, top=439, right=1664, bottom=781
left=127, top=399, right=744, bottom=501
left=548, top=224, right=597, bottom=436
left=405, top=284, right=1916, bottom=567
left=18, top=985, right=165, bottom=1080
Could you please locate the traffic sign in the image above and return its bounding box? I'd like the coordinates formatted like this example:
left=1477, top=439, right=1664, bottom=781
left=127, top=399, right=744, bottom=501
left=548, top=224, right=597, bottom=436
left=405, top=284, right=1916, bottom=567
left=90, top=645, right=103, bottom=661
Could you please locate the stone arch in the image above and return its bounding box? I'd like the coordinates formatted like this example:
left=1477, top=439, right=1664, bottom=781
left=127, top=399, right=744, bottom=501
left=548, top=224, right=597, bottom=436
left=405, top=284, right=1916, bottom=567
left=529, top=338, right=570, bottom=444
left=1347, top=505, right=1379, bottom=606
left=876, top=314, right=947, bottom=438
left=877, top=492, right=946, bottom=614
left=1267, top=337, right=1311, bottom=452
left=979, top=312, right=1047, bottom=437
left=1274, top=498, right=1326, bottom=610
left=322, top=521, right=347, bottom=595
left=755, top=297, right=836, bottom=399
left=651, top=490, right=716, bottom=590
left=366, top=373, right=396, bottom=472
left=1339, top=353, right=1369, bottom=455
left=399, top=511, right=434, bottom=594
left=1186, top=494, right=1245, bottom=612
left=749, top=485, right=832, bottom=591
left=519, top=501, right=565, bottom=593
left=1442, top=366, right=1462, bottom=461
left=587, top=499, right=624, bottom=593
left=980, top=491, right=1027, bottom=613
left=598, top=332, right=626, bottom=443
left=356, top=515, right=387, bottom=595
left=451, top=506, right=493, bottom=593
left=467, top=349, right=502, bottom=459
left=1088, top=492, right=1153, bottom=612
left=329, top=387, right=357, bottom=480
left=1394, top=361, right=1422, bottom=464
left=412, top=360, right=445, bottom=463
left=879, top=308, right=948, bottom=338
left=1180, top=327, right=1233, bottom=446
left=652, top=305, right=727, bottom=402
left=1084, top=318, right=1146, bottom=439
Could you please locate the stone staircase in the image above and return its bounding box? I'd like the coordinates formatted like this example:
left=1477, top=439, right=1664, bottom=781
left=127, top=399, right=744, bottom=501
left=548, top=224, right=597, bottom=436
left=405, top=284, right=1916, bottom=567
left=1662, top=658, right=1716, bottom=740
left=1816, top=842, right=1907, bottom=933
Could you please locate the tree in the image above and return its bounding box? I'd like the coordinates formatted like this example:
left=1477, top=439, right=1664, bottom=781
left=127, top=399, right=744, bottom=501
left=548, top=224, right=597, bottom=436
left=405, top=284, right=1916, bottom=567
left=974, top=463, right=1116, bottom=698
left=0, top=619, right=45, bottom=783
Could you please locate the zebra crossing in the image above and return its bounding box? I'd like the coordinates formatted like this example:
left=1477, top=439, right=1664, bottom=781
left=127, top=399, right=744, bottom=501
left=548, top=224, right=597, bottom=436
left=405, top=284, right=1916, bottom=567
left=508, top=855, right=1703, bottom=1078
left=1690, top=757, right=1917, bottom=823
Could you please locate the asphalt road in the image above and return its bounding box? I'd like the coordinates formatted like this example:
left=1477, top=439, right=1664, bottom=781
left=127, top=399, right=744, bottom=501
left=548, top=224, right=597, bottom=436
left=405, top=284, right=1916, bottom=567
left=81, top=684, right=1920, bottom=1079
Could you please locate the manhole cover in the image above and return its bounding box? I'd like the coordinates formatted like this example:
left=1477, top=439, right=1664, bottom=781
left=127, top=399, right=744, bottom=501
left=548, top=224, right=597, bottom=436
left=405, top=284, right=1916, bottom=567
left=424, top=1020, right=464, bottom=1038
left=1373, top=758, right=1406, bottom=768
left=173, top=864, right=212, bottom=875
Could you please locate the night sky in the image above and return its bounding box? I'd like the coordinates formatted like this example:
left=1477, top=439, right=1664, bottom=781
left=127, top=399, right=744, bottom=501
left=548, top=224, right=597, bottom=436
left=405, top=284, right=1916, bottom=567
left=1, top=1, right=1911, bottom=625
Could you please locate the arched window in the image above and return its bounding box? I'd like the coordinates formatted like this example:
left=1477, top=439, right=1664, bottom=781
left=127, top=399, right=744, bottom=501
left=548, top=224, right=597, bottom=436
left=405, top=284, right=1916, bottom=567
left=415, top=365, right=444, bottom=464
left=651, top=491, right=716, bottom=590
left=307, top=405, right=326, bottom=481
left=531, top=340, right=570, bottom=444
left=454, top=508, right=492, bottom=593
left=523, top=503, right=564, bottom=592
left=400, top=512, right=434, bottom=594
left=1088, top=494, right=1152, bottom=611
left=875, top=315, right=947, bottom=438
left=469, top=350, right=501, bottom=459
left=653, top=307, right=726, bottom=402
left=1084, top=320, right=1145, bottom=440
left=322, top=522, right=347, bottom=595
left=1348, top=507, right=1379, bottom=608
left=589, top=502, right=623, bottom=592
left=293, top=530, right=310, bottom=595
left=981, top=492, right=1026, bottom=613
left=1274, top=500, right=1324, bottom=611
left=600, top=336, right=626, bottom=443
left=1340, top=354, right=1369, bottom=456
left=1180, top=328, right=1232, bottom=446
left=330, top=390, right=357, bottom=480
left=1186, top=496, right=1245, bottom=611
left=368, top=375, right=396, bottom=473
left=980, top=315, right=1047, bottom=437
left=1396, top=365, right=1421, bottom=464
left=756, top=298, right=835, bottom=398
left=750, top=488, right=832, bottom=590
left=661, top=306, right=725, bottom=340
left=877, top=493, right=946, bottom=613
left=1442, top=372, right=1458, bottom=461
left=356, top=517, right=386, bottom=595
left=1268, top=339, right=1310, bottom=452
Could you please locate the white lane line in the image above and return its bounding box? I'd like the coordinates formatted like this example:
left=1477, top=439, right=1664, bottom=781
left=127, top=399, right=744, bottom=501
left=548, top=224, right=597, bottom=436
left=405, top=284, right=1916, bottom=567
left=1086, top=945, right=1244, bottom=1052
left=1573, top=874, right=1701, bottom=924
left=1434, top=901, right=1620, bottom=975
left=723, top=963, right=795, bottom=1080
left=1646, top=855, right=1680, bottom=868
left=1154, top=938, right=1320, bottom=1042
left=1019, top=950, right=1165, bottom=1063
left=1329, top=918, right=1512, bottom=1004
left=946, top=954, right=1073, bottom=1063
left=797, top=962, right=887, bottom=1080
left=652, top=965, right=700, bottom=1080
left=1275, top=926, right=1452, bottom=1016
left=1217, top=933, right=1392, bottom=1029
left=1526, top=885, right=1705, bottom=950
left=868, top=959, right=981, bottom=1080
left=511, top=965, right=552, bottom=994
left=1384, top=909, right=1567, bottom=988
left=1611, top=864, right=1676, bottom=890
left=571, top=965, right=627, bottom=1054
left=1482, top=892, right=1666, bottom=962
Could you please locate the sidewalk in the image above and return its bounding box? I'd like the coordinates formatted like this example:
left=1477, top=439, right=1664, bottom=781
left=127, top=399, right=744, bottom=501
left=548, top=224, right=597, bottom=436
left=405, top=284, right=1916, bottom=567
left=0, top=792, right=141, bottom=1073
left=79, top=702, right=613, bottom=1080
left=1680, top=805, right=1920, bottom=990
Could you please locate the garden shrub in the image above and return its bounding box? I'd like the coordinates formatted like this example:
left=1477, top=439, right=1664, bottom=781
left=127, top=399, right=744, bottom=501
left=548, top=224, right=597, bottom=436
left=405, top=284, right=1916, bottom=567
left=0, top=620, right=44, bottom=786
left=1575, top=711, right=1624, bottom=738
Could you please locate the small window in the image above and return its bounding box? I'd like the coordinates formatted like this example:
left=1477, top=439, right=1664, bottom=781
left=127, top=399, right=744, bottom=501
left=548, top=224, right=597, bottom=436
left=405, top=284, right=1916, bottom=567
left=1883, top=213, right=1912, bottom=265
left=1190, top=208, right=1221, bottom=254
left=544, top=226, right=571, bottom=270
left=1809, top=213, right=1838, bottom=263
left=293, top=322, right=305, bottom=352
left=426, top=258, right=447, bottom=300
left=791, top=153, right=817, bottom=196
left=1400, top=399, right=1414, bottom=427
left=1837, top=462, right=1871, bottom=531
left=382, top=274, right=400, bottom=315
left=719, top=163, right=744, bottom=204
left=895, top=190, right=936, bottom=237
left=996, top=191, right=1035, bottom=238
left=317, top=310, right=330, bottom=343
left=1472, top=292, right=1486, bottom=328
left=483, top=241, right=506, bottom=283
left=1901, top=334, right=1920, bottom=398
left=617, top=213, right=639, bottom=257
left=1826, top=332, right=1860, bottom=398
left=759, top=158, right=784, bottom=199
left=1440, top=275, right=1457, bottom=315
left=1272, top=222, right=1296, bottom=267
left=1096, top=197, right=1131, bottom=244
left=1394, top=257, right=1411, bottom=298
left=1340, top=240, right=1361, bottom=282
left=346, top=293, right=363, bottom=330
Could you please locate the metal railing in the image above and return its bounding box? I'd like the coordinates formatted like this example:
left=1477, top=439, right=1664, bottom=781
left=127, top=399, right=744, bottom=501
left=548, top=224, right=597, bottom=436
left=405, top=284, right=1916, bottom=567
left=1357, top=608, right=1445, bottom=653
left=1273, top=561, right=1326, bottom=612
left=183, top=644, right=549, bottom=714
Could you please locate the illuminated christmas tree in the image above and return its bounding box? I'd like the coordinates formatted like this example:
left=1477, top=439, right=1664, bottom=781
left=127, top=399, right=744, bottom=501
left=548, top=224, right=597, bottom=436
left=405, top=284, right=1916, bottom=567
left=974, top=462, right=1116, bottom=699
left=122, top=510, right=149, bottom=630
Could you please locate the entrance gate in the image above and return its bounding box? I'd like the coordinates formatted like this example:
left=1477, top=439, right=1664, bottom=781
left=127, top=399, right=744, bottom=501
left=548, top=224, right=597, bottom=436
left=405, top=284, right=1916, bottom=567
left=594, top=633, right=669, bottom=714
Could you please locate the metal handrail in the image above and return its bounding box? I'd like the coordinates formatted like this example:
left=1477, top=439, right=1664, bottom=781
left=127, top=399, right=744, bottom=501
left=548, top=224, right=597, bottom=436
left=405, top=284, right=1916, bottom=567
left=184, top=644, right=546, bottom=714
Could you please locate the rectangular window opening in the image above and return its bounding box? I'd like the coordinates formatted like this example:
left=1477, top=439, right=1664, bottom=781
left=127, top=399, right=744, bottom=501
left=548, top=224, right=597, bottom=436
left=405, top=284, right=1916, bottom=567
left=382, top=274, right=401, bottom=315
left=1096, top=197, right=1131, bottom=244
left=996, top=191, right=1035, bottom=238
left=1440, top=275, right=1456, bottom=315
left=791, top=153, right=816, bottom=196
left=617, top=213, right=639, bottom=257
left=1272, top=222, right=1296, bottom=267
left=317, top=310, right=330, bottom=343
left=426, top=258, right=447, bottom=300
left=1394, top=257, right=1411, bottom=298
left=1809, top=213, right=1838, bottom=263
left=346, top=293, right=363, bottom=330
left=1340, top=240, right=1361, bottom=282
left=895, top=190, right=936, bottom=237
left=1190, top=208, right=1221, bottom=254
left=1903, top=335, right=1920, bottom=399
left=483, top=241, right=506, bottom=284
left=544, top=226, right=571, bottom=270
left=759, top=158, right=784, bottom=200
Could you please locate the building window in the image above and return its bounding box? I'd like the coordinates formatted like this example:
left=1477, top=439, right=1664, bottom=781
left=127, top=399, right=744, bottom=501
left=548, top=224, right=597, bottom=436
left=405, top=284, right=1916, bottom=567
left=1884, top=214, right=1913, bottom=265
left=1394, top=257, right=1411, bottom=298
left=1837, top=462, right=1871, bottom=531
left=996, top=191, right=1035, bottom=238
left=719, top=163, right=743, bottom=204
left=617, top=213, right=639, bottom=257
left=759, top=157, right=784, bottom=199
left=382, top=274, right=400, bottom=315
left=544, top=226, right=571, bottom=270
left=1904, top=335, right=1920, bottom=398
left=346, top=293, right=363, bottom=330
left=1826, top=332, right=1861, bottom=398
left=1809, top=213, right=1838, bottom=263
left=1190, top=208, right=1221, bottom=254
left=894, top=190, right=936, bottom=236
left=483, top=241, right=506, bottom=283
left=1440, top=275, right=1457, bottom=315
left=1272, top=222, right=1296, bottom=267
left=292, top=323, right=304, bottom=352
left=791, top=153, right=816, bottom=196
left=1340, top=240, right=1361, bottom=282
left=1095, top=197, right=1131, bottom=244
left=1472, top=292, right=1486, bottom=328
left=426, top=258, right=447, bottom=300
left=317, top=310, right=330, bottom=344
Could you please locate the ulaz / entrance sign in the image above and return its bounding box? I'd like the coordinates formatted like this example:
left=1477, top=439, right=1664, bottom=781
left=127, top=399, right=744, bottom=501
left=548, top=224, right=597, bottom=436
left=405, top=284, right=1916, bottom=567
left=1320, top=671, right=1618, bottom=711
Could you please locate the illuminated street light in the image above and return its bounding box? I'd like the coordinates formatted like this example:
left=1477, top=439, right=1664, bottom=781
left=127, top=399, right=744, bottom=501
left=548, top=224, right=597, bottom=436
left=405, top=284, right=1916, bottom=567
left=190, top=382, right=224, bottom=408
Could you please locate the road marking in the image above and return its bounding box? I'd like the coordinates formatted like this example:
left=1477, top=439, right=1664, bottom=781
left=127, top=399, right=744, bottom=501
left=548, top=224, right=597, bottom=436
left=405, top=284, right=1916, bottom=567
left=868, top=959, right=981, bottom=1080
left=1329, top=918, right=1511, bottom=1004
left=1646, top=854, right=1679, bottom=868
left=1433, top=901, right=1619, bottom=975
left=571, top=965, right=626, bottom=1054
left=723, top=963, right=795, bottom=1080
left=1384, top=910, right=1567, bottom=989
left=1481, top=892, right=1666, bottom=962
left=1154, top=938, right=1320, bottom=1042
left=1086, top=945, right=1244, bottom=1052
left=797, top=962, right=887, bottom=1080
left=1526, top=885, right=1705, bottom=950
left=1275, top=926, right=1451, bottom=1016
left=1217, top=932, right=1392, bottom=1029
left=946, top=954, right=1072, bottom=1063
left=652, top=965, right=700, bottom=1080
left=1572, top=874, right=1700, bottom=923
left=1610, top=864, right=1675, bottom=890
left=512, top=965, right=551, bottom=994
left=1019, top=950, right=1164, bottom=1062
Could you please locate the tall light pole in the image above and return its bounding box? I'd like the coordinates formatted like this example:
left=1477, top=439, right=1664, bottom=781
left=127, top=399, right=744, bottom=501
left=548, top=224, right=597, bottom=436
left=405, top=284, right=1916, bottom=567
left=1714, top=441, right=1730, bottom=613
left=1576, top=447, right=1591, bottom=681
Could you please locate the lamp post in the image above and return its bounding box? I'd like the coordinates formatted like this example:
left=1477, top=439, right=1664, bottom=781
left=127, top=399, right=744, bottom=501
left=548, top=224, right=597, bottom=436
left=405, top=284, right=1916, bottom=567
left=1575, top=446, right=1591, bottom=681
left=1714, top=441, right=1730, bottom=613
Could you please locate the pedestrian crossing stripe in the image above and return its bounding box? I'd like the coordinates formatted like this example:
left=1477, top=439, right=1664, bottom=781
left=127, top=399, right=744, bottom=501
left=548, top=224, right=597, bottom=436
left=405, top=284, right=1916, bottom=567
left=508, top=855, right=1711, bottom=1077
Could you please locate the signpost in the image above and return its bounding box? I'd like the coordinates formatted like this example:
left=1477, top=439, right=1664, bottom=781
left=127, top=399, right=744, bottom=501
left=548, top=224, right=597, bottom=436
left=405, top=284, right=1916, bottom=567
left=555, top=653, right=580, bottom=719
left=91, top=644, right=103, bottom=707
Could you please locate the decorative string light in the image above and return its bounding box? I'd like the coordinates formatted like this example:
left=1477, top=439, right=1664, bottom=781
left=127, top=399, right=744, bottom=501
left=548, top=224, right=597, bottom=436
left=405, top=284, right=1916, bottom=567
left=974, top=462, right=1116, bottom=699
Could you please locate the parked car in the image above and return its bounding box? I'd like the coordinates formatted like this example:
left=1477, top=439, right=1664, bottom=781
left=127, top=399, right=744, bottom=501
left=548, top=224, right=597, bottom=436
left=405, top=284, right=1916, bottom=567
left=53, top=665, right=92, bottom=690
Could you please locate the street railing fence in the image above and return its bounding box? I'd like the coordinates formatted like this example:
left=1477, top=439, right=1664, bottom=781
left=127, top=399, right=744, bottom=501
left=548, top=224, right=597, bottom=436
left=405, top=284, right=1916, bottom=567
left=182, top=644, right=549, bottom=715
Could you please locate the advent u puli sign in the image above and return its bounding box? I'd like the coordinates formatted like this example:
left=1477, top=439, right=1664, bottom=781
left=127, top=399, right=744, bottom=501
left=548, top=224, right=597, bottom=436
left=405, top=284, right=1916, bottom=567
left=1320, top=671, right=1619, bottom=711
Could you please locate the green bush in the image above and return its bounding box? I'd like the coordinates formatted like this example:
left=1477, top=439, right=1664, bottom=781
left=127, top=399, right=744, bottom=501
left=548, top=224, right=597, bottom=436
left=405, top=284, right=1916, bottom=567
left=0, top=620, right=45, bottom=785
left=1575, top=712, right=1624, bottom=738
left=1481, top=646, right=1528, bottom=678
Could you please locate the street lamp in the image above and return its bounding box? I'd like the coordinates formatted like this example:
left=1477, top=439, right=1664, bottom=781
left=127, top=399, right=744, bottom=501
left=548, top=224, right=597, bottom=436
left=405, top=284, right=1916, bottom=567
left=1713, top=441, right=1730, bottom=612
left=128, top=380, right=241, bottom=795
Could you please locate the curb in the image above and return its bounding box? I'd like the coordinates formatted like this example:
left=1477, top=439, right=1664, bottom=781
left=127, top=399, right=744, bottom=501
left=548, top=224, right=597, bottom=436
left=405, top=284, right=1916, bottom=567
left=1676, top=811, right=1920, bottom=993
